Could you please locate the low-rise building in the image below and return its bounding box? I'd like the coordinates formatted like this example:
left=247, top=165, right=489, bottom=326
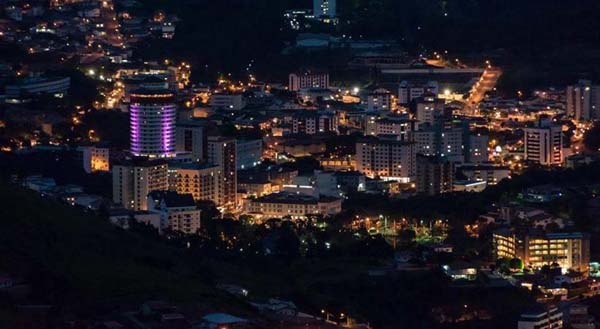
left=518, top=306, right=563, bottom=329
left=244, top=192, right=342, bottom=219
left=148, top=191, right=201, bottom=234
left=493, top=229, right=590, bottom=274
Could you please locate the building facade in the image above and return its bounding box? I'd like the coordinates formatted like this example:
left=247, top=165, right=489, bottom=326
left=355, top=138, right=416, bottom=183
left=129, top=89, right=177, bottom=158
left=493, top=230, right=590, bottom=274
left=288, top=71, right=329, bottom=91
left=112, top=159, right=169, bottom=211
left=207, top=136, right=237, bottom=212
left=175, top=120, right=206, bottom=162
left=523, top=119, right=563, bottom=165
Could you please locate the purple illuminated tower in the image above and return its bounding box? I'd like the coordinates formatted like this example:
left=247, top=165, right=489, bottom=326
left=130, top=89, right=176, bottom=158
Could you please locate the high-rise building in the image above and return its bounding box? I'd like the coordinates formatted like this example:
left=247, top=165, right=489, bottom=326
left=493, top=229, right=590, bottom=274
left=566, top=80, right=600, bottom=121
left=236, top=139, right=263, bottom=170
left=416, top=154, right=454, bottom=195
left=414, top=95, right=447, bottom=126
left=313, top=0, right=336, bottom=18
left=129, top=89, right=177, bottom=158
left=112, top=158, right=169, bottom=211
left=523, top=117, right=563, bottom=166
left=413, top=126, right=464, bottom=163
left=169, top=162, right=221, bottom=204
left=464, top=132, right=489, bottom=164
left=175, top=120, right=206, bottom=162
left=355, top=137, right=416, bottom=183
left=288, top=70, right=329, bottom=91
left=207, top=136, right=237, bottom=212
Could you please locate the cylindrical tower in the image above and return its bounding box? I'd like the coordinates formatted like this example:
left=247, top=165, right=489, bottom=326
left=130, top=89, right=176, bottom=158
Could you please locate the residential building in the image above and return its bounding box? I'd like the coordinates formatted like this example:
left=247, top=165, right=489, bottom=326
left=244, top=192, right=342, bottom=219
left=236, top=139, right=262, bottom=169
left=175, top=120, right=206, bottom=162
left=367, top=88, right=395, bottom=112
left=81, top=145, right=110, bottom=173
left=169, top=162, right=221, bottom=204
left=459, top=164, right=510, bottom=185
left=465, top=132, right=489, bottom=163
left=112, top=158, right=168, bottom=211
left=288, top=70, right=329, bottom=91
left=207, top=136, right=237, bottom=212
left=147, top=191, right=200, bottom=234
left=355, top=137, right=416, bottom=183
left=523, top=118, right=563, bottom=165
left=413, top=126, right=464, bottom=163
left=4, top=76, right=70, bottom=103
left=129, top=89, right=177, bottom=158
left=366, top=117, right=416, bottom=141
left=414, top=95, right=447, bottom=126
left=566, top=80, right=600, bottom=121
left=292, top=111, right=339, bottom=135
left=493, top=229, right=590, bottom=274
left=416, top=154, right=454, bottom=195
left=398, top=80, right=439, bottom=105
left=518, top=306, right=563, bottom=329
left=209, top=92, right=246, bottom=110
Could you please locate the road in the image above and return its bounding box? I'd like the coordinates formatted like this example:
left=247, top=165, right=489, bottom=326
left=463, top=67, right=502, bottom=115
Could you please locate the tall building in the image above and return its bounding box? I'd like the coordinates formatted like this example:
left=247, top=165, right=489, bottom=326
left=129, top=89, right=177, bottom=158
left=355, top=137, right=416, bottom=183
left=464, top=132, right=489, bottom=163
left=112, top=158, right=169, bottom=211
left=416, top=154, right=454, bottom=195
left=414, top=95, right=447, bottom=126
left=566, top=80, right=600, bottom=121
left=313, top=0, right=336, bottom=18
left=523, top=118, right=563, bottom=166
left=493, top=229, right=590, bottom=274
left=236, top=139, right=263, bottom=170
left=175, top=120, right=206, bottom=162
left=413, top=126, right=464, bottom=163
left=288, top=70, right=329, bottom=91
left=169, top=162, right=221, bottom=204
left=207, top=136, right=237, bottom=212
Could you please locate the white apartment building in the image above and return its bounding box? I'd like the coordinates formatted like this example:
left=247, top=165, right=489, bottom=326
left=112, top=159, right=169, bottom=211
left=147, top=191, right=201, bottom=235
left=524, top=121, right=563, bottom=165
left=209, top=93, right=246, bottom=110
left=413, top=127, right=464, bottom=163
left=367, top=88, right=395, bottom=111
left=398, top=80, right=439, bottom=105
left=355, top=138, right=416, bottom=183
left=288, top=71, right=329, bottom=91
left=169, top=163, right=221, bottom=205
